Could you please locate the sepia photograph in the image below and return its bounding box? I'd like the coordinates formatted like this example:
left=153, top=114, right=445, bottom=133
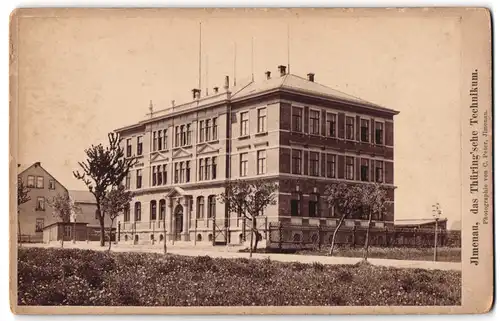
left=9, top=8, right=493, bottom=314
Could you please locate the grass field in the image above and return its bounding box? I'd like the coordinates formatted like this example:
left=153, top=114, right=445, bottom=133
left=18, top=248, right=461, bottom=306
left=241, top=246, right=461, bottom=262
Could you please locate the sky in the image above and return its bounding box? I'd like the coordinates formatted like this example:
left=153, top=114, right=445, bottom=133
left=15, top=9, right=462, bottom=228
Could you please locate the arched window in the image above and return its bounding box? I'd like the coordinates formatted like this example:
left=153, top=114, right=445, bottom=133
left=197, top=196, right=204, bottom=219
left=150, top=200, right=157, bottom=220
left=197, top=234, right=202, bottom=241
left=159, top=234, right=164, bottom=241
left=134, top=202, right=141, bottom=221
left=123, top=203, right=130, bottom=222
left=208, top=195, right=216, bottom=218
left=124, top=235, right=128, bottom=241
left=159, top=199, right=166, bottom=220
left=208, top=234, right=213, bottom=242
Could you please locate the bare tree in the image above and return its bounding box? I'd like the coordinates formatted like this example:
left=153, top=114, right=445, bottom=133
left=325, top=182, right=363, bottom=256
left=101, top=184, right=132, bottom=251
left=17, top=177, right=31, bottom=246
left=218, top=179, right=278, bottom=257
left=359, top=183, right=389, bottom=261
left=48, top=193, right=81, bottom=248
left=74, top=132, right=136, bottom=246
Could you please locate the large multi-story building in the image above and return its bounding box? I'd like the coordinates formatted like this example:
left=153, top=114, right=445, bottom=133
left=115, top=65, right=398, bottom=245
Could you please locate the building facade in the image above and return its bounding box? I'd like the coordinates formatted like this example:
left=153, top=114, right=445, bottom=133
left=17, top=162, right=105, bottom=243
left=18, top=162, right=69, bottom=242
left=115, top=65, right=399, bottom=246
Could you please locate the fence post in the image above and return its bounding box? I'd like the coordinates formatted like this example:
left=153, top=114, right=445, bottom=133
left=350, top=226, right=355, bottom=248
left=212, top=216, right=216, bottom=246
left=278, top=222, right=282, bottom=250
left=317, top=224, right=322, bottom=250
left=264, top=216, right=268, bottom=240
left=385, top=227, right=389, bottom=247
left=242, top=217, right=246, bottom=242
left=413, top=227, right=417, bottom=246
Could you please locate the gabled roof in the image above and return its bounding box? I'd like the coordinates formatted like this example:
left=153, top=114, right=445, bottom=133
left=17, top=162, right=67, bottom=191
left=69, top=190, right=96, bottom=204
left=231, top=74, right=399, bottom=114
left=114, top=72, right=398, bottom=132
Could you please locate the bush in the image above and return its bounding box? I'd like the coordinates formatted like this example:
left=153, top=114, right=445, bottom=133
left=18, top=248, right=461, bottom=306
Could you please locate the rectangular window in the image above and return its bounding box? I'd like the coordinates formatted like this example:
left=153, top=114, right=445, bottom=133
left=180, top=125, right=186, bottom=146
left=309, top=194, right=319, bottom=217
left=174, top=163, right=179, bottom=183
left=309, top=152, right=319, bottom=176
left=327, top=154, right=336, bottom=178
left=136, top=169, right=142, bottom=188
left=125, top=172, right=131, bottom=189
left=163, top=164, right=168, bottom=184
left=361, top=158, right=369, bottom=181
left=36, top=197, right=45, bottom=211
left=212, top=117, right=218, bottom=140
left=327, top=113, right=336, bottom=137
left=257, top=107, right=267, bottom=133
left=199, top=121, right=205, bottom=142
left=48, top=179, right=56, bottom=190
left=346, top=157, right=354, bottom=180
left=157, top=165, right=162, bottom=185
left=175, top=126, right=180, bottom=147
left=257, top=150, right=266, bottom=175
left=153, top=132, right=157, bottom=152
left=152, top=166, right=157, bottom=186
left=211, top=157, right=217, bottom=179
left=204, top=157, right=211, bottom=180
left=179, top=162, right=185, bottom=183
left=35, top=218, right=44, bottom=232
left=186, top=161, right=191, bottom=182
left=309, top=110, right=320, bottom=135
left=186, top=124, right=192, bottom=145
left=240, top=153, right=248, bottom=177
left=346, top=116, right=355, bottom=140
left=376, top=161, right=384, bottom=183
left=137, top=136, right=143, bottom=156
left=64, top=226, right=71, bottom=238
left=240, top=112, right=249, bottom=136
left=157, top=131, right=162, bottom=151
left=126, top=139, right=132, bottom=157
left=375, top=122, right=384, bottom=145
left=361, top=119, right=370, bottom=142
left=291, top=193, right=300, bottom=216
left=199, top=159, right=204, bottom=181
left=27, top=175, right=35, bottom=188
left=291, top=149, right=302, bottom=174
left=292, top=107, right=303, bottom=132
left=205, top=119, right=211, bottom=142
left=35, top=176, right=44, bottom=189
left=164, top=129, right=168, bottom=150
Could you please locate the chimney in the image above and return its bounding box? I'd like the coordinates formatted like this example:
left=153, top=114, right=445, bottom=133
left=265, top=71, right=271, bottom=80
left=171, top=100, right=175, bottom=107
left=307, top=73, right=315, bottom=82
left=192, top=88, right=201, bottom=100
left=224, top=76, right=230, bottom=90
left=34, top=162, right=41, bottom=167
left=278, top=65, right=287, bottom=77
left=213, top=87, right=219, bottom=94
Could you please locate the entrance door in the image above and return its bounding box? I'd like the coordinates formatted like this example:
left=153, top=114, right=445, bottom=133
left=174, top=204, right=183, bottom=240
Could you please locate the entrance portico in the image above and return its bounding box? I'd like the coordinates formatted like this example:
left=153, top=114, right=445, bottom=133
left=165, top=186, right=192, bottom=242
